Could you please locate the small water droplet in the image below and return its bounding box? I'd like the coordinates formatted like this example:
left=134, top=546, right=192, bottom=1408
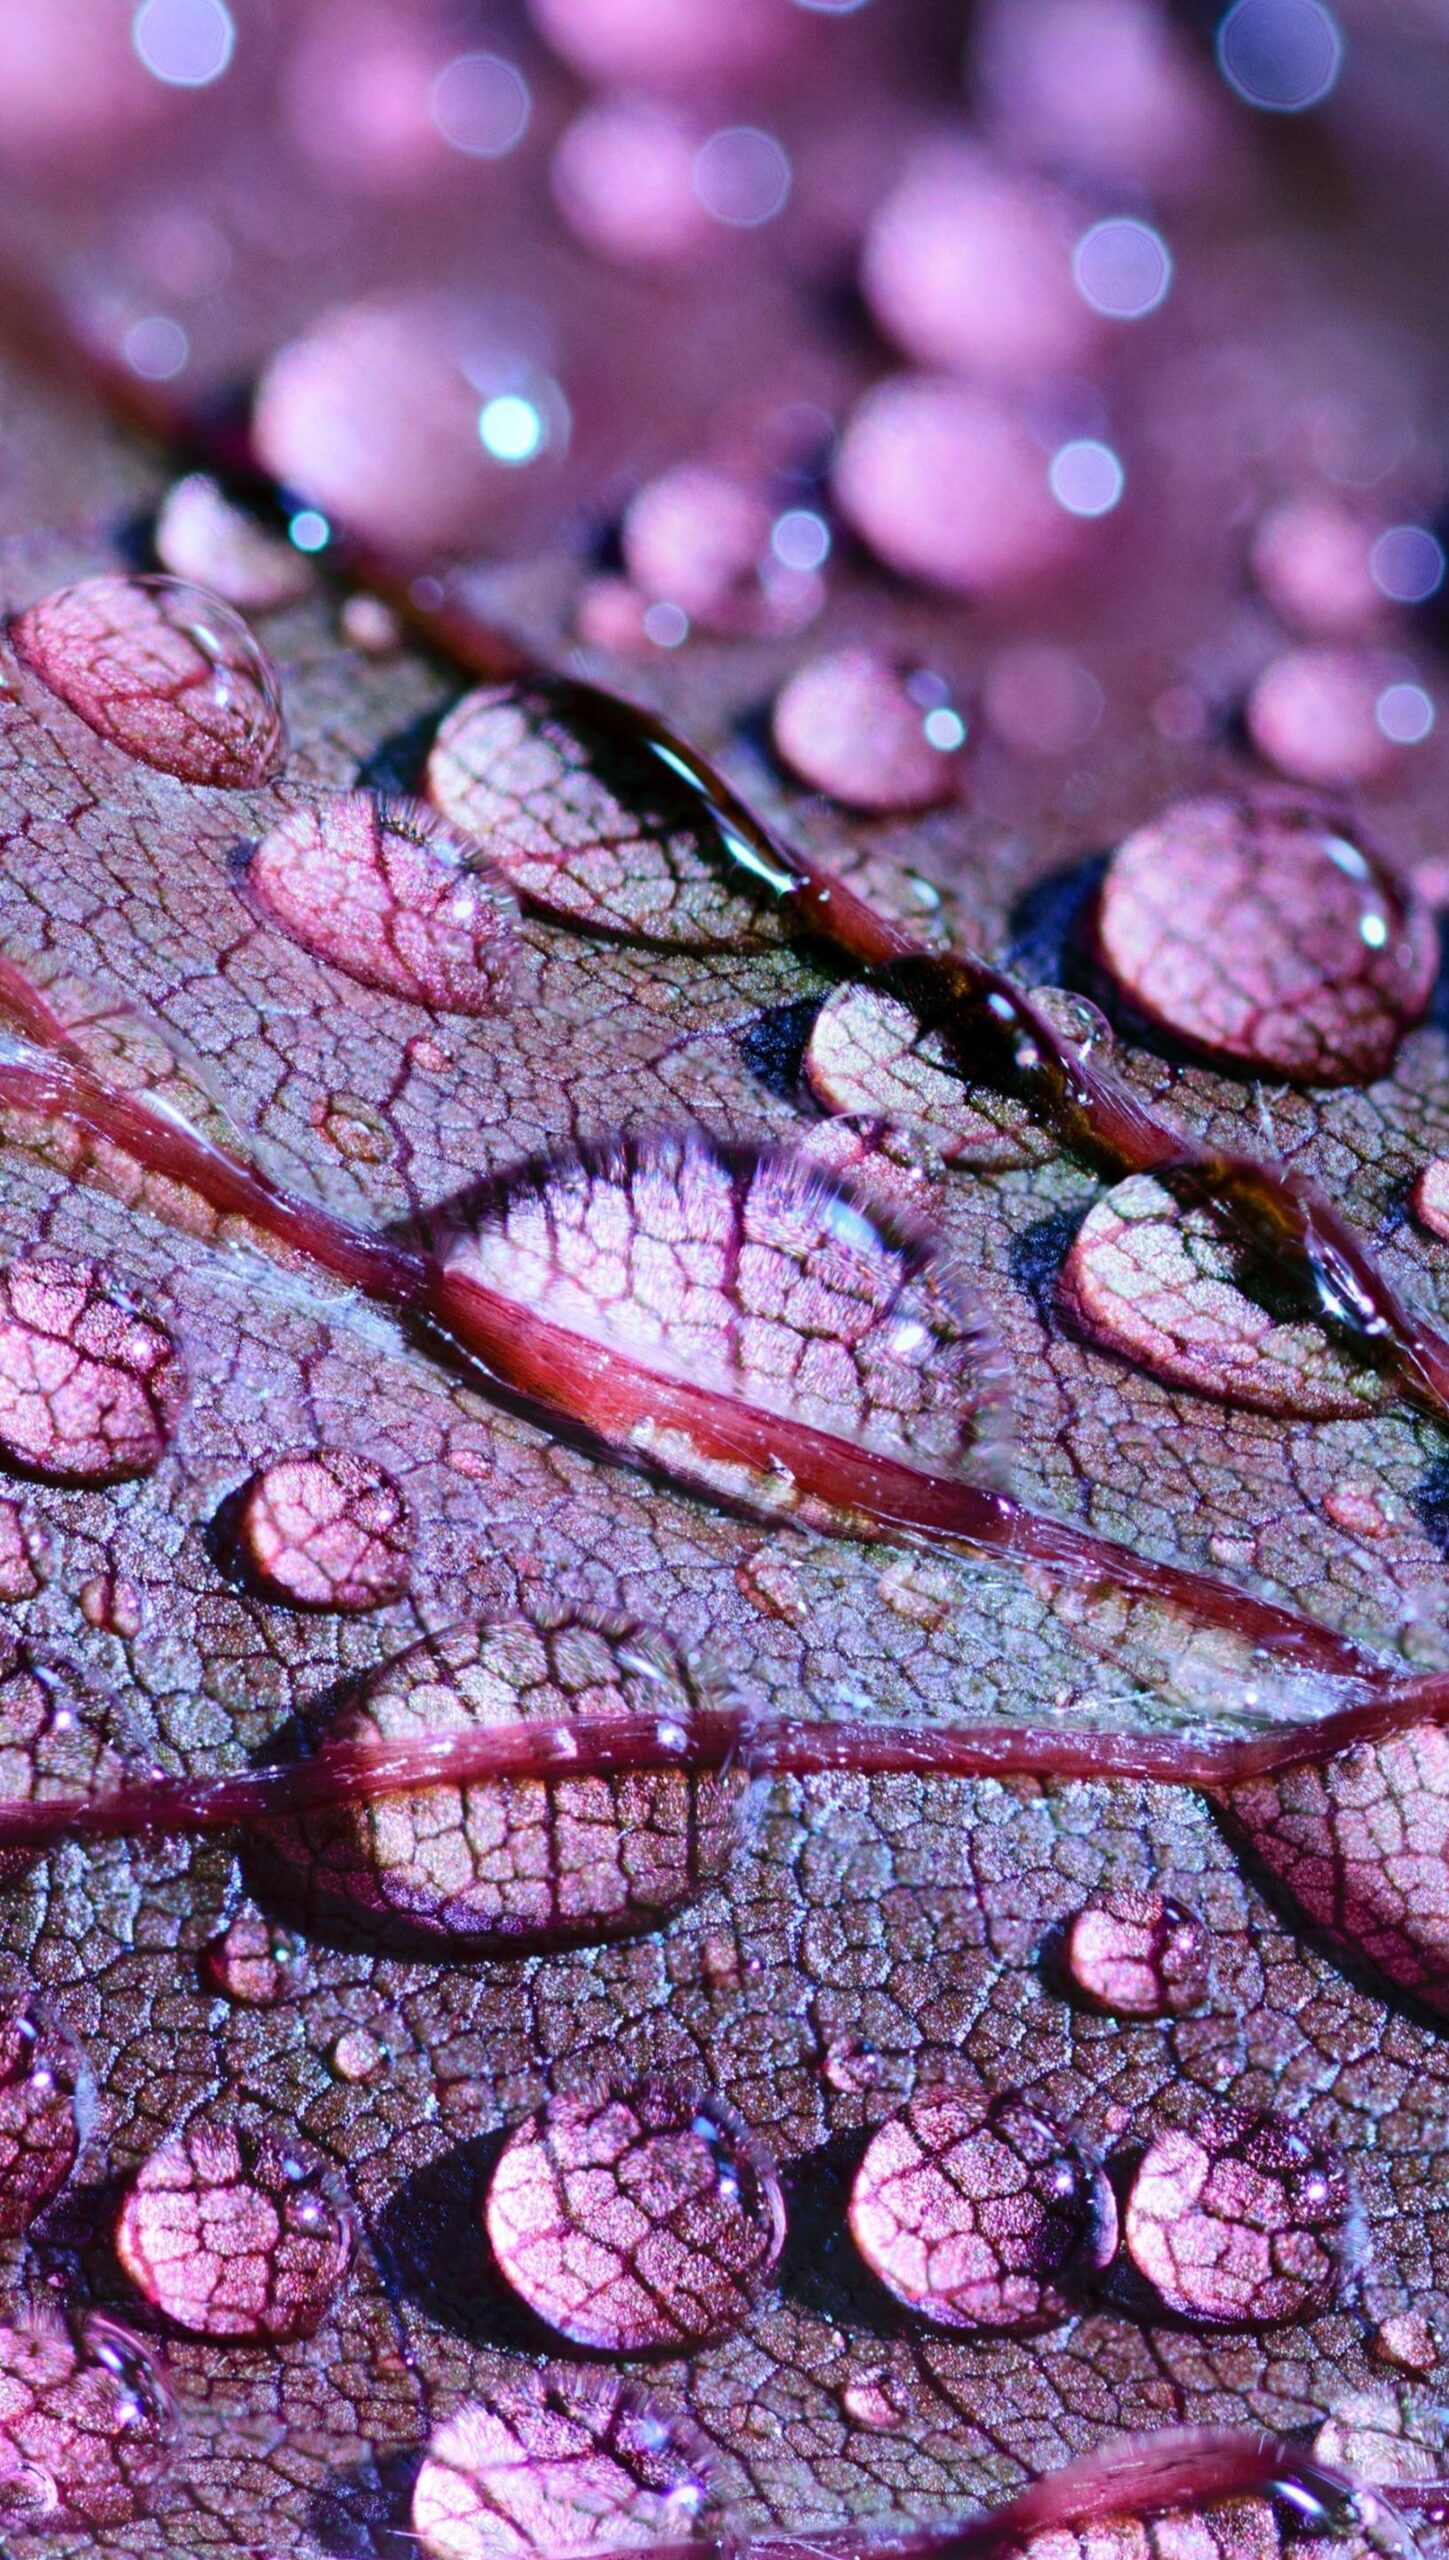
left=412, top=2368, right=729, bottom=2560
left=0, top=1256, right=185, bottom=1486
left=115, top=2115, right=353, bottom=2340
left=1059, top=1887, right=1209, bottom=2019
left=771, top=647, right=964, bottom=813
left=1122, top=2104, right=1349, bottom=2324
left=1247, top=648, right=1414, bottom=788
left=230, top=1447, right=412, bottom=1613
left=834, top=375, right=1086, bottom=597
left=848, top=2085, right=1117, bottom=2332
left=248, top=792, right=518, bottom=1015
left=329, top=2026, right=388, bottom=2084
left=861, top=141, right=1100, bottom=387
left=78, top=1574, right=143, bottom=1637
left=201, top=1909, right=308, bottom=2007
left=840, top=2373, right=913, bottom=2433
left=10, top=574, right=285, bottom=788
left=339, top=592, right=403, bottom=655
left=0, top=2000, right=83, bottom=2235
left=0, top=1502, right=43, bottom=1602
left=1370, top=2312, right=1437, bottom=2374
left=821, top=2032, right=884, bottom=2094
left=485, top=2077, right=786, bottom=2351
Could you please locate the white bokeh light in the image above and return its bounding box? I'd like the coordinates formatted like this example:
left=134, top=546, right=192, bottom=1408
left=1073, top=218, right=1173, bottom=320
left=123, top=315, right=188, bottom=380
left=132, top=0, right=235, bottom=88
left=1049, top=439, right=1125, bottom=517
left=1376, top=681, right=1435, bottom=744
left=1216, top=0, right=1343, bottom=112
left=771, top=509, right=831, bottom=572
left=478, top=394, right=546, bottom=465
left=693, top=127, right=792, bottom=228
left=1371, top=525, right=1445, bottom=605
left=431, top=54, right=531, bottom=160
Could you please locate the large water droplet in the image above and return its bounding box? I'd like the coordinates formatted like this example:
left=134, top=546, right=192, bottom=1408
left=1122, top=2104, right=1349, bottom=2324
left=484, top=2077, right=786, bottom=2352
left=426, top=681, right=777, bottom=948
left=0, top=2309, right=176, bottom=2531
left=115, top=2114, right=353, bottom=2341
left=1059, top=1888, right=1209, bottom=2019
left=804, top=982, right=1055, bottom=1170
left=861, top=140, right=1100, bottom=387
left=248, top=793, right=519, bottom=1014
left=259, top=1611, right=743, bottom=1953
left=1093, top=793, right=1435, bottom=1084
left=229, top=1447, right=412, bottom=1612
left=1059, top=1173, right=1387, bottom=1418
left=0, top=2001, right=83, bottom=2235
left=0, top=1255, right=185, bottom=1486
left=200, top=1908, right=309, bottom=2008
left=429, top=1130, right=1010, bottom=1523
left=411, top=2368, right=727, bottom=2560
left=772, top=648, right=965, bottom=814
left=848, top=2085, right=1117, bottom=2332
left=10, top=575, right=285, bottom=788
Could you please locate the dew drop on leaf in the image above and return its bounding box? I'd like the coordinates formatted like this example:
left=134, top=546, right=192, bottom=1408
left=833, top=374, right=1085, bottom=597
left=200, top=1909, right=309, bottom=2008
left=484, top=2077, right=786, bottom=2352
left=114, top=2114, right=353, bottom=2342
left=1122, top=2105, right=1350, bottom=2324
left=411, top=2368, right=727, bottom=2560
left=1246, top=648, right=1405, bottom=790
left=248, top=793, right=519, bottom=1015
left=0, top=1255, right=186, bottom=1486
left=426, top=681, right=775, bottom=948
left=1092, top=793, right=1435, bottom=1084
left=231, top=1446, right=413, bottom=1612
left=0, top=2000, right=82, bottom=2235
left=10, top=574, right=285, bottom=788
left=1059, top=1173, right=1387, bottom=1418
left=771, top=647, right=964, bottom=813
left=153, top=474, right=315, bottom=614
left=260, top=1612, right=744, bottom=1953
left=804, top=982, right=1054, bottom=1169
left=0, top=1502, right=43, bottom=1603
left=847, top=2086, right=1117, bottom=2332
left=861, top=141, right=1099, bottom=387
left=0, top=2309, right=177, bottom=2531
left=622, top=464, right=784, bottom=640
left=1411, top=1156, right=1449, bottom=1241
left=1059, top=1887, right=1209, bottom=2018
left=430, top=1130, right=1010, bottom=1521
left=840, top=2372, right=914, bottom=2433
left=78, top=1573, right=142, bottom=1637
left=1370, top=2311, right=1437, bottom=2374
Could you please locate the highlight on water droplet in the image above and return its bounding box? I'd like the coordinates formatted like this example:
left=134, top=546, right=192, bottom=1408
left=247, top=792, right=519, bottom=1016
left=1058, top=1887, right=1209, bottom=2019
left=10, top=574, right=285, bottom=788
left=228, top=1447, right=413, bottom=1612
left=115, top=2114, right=353, bottom=2341
left=848, top=2083, right=1117, bottom=2332
left=257, top=1611, right=744, bottom=1953
left=771, top=648, right=965, bottom=813
left=484, top=2077, right=786, bottom=2351
left=0, top=2308, right=177, bottom=2530
left=1122, top=2104, right=1350, bottom=2324
left=411, top=2367, right=727, bottom=2560
left=0, top=1256, right=185, bottom=1486
left=0, top=1999, right=84, bottom=2235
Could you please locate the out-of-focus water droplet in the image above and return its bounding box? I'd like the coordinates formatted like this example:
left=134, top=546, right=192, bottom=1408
left=115, top=2116, right=353, bottom=2341
left=0, top=1256, right=186, bottom=1486
left=154, top=475, right=313, bottom=614
left=552, top=100, right=714, bottom=269
left=1413, top=1157, right=1449, bottom=1242
left=201, top=1909, right=309, bottom=2007
left=862, top=141, right=1099, bottom=385
left=1059, top=1887, right=1209, bottom=2018
left=1122, top=2104, right=1349, bottom=2324
left=848, top=2085, right=1117, bottom=2331
left=1247, top=647, right=1419, bottom=786
left=1094, top=793, right=1435, bottom=1083
left=623, top=464, right=816, bottom=638
left=1251, top=492, right=1383, bottom=637
left=248, top=792, right=519, bottom=1016
left=229, top=1446, right=413, bottom=1613
left=259, top=1612, right=743, bottom=1954
left=528, top=0, right=795, bottom=96
left=0, top=2309, right=176, bottom=2530
left=835, top=376, right=1086, bottom=596
left=412, top=2367, right=728, bottom=2560
left=485, top=2078, right=786, bottom=2351
left=0, top=2000, right=83, bottom=2235
left=339, top=593, right=403, bottom=655
left=11, top=574, right=284, bottom=787
left=771, top=647, right=964, bottom=813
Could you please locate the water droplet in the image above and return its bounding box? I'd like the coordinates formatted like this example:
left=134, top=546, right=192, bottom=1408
left=485, top=2078, right=785, bottom=2351
left=0, top=1502, right=43, bottom=1602
left=772, top=648, right=964, bottom=813
left=531, top=0, right=791, bottom=94
left=426, top=681, right=778, bottom=949
left=431, top=1130, right=1011, bottom=1519
left=260, top=1612, right=742, bottom=1954
left=0, top=2309, right=176, bottom=2530
left=0, top=1256, right=185, bottom=1485
left=412, top=2368, right=727, bottom=2560
left=861, top=141, right=1099, bottom=386
left=834, top=375, right=1087, bottom=597
left=78, top=1574, right=143, bottom=1636
left=339, top=592, right=403, bottom=655
left=804, top=982, right=1054, bottom=1170
left=1412, top=1157, right=1449, bottom=1242
left=1247, top=648, right=1414, bottom=788
left=1059, top=1887, right=1209, bottom=2019
left=623, top=465, right=814, bottom=639
left=1060, top=1173, right=1386, bottom=1418
left=0, top=2001, right=83, bottom=2234
left=153, top=474, right=313, bottom=613
left=1370, top=2312, right=1437, bottom=2374
left=1094, top=793, right=1435, bottom=1083
left=1029, top=986, right=1114, bottom=1061
left=328, top=2026, right=388, bottom=2084
left=1251, top=494, right=1383, bottom=637
left=848, top=2085, right=1117, bottom=2332
left=1122, top=2104, right=1349, bottom=2324
left=200, top=1909, right=308, bottom=2007
left=10, top=574, right=285, bottom=788
left=840, top=2373, right=913, bottom=2433
left=821, top=2032, right=884, bottom=2093
left=248, top=792, right=518, bottom=1016
left=230, top=1447, right=412, bottom=1613
left=115, top=2115, right=353, bottom=2341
